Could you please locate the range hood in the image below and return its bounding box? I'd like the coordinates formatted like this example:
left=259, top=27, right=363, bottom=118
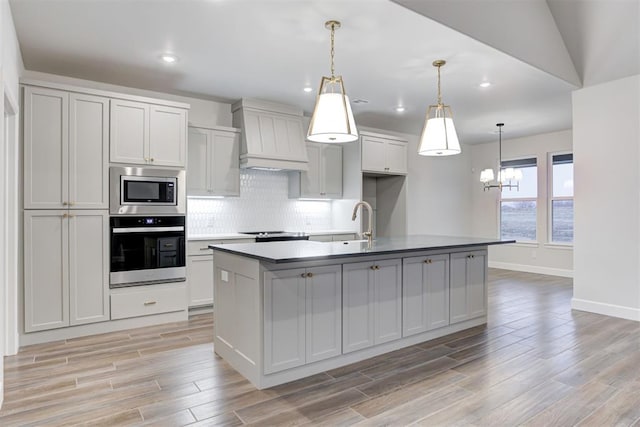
left=232, top=98, right=309, bottom=171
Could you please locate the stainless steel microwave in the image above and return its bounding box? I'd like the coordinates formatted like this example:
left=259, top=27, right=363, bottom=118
left=110, top=167, right=186, bottom=215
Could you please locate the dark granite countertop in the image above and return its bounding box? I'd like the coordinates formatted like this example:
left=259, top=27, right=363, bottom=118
left=209, top=235, right=515, bottom=264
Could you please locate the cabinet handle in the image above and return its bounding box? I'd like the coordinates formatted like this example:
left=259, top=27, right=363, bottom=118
left=62, top=213, right=68, bottom=218
left=164, top=243, right=174, bottom=248
left=68, top=214, right=75, bottom=218
left=144, top=301, right=157, bottom=306
left=424, top=259, right=432, bottom=264
left=144, top=157, right=149, bottom=162
left=371, top=265, right=380, bottom=270
left=301, top=273, right=307, bottom=278
left=150, top=158, right=154, bottom=162
left=199, top=247, right=210, bottom=251
left=307, top=272, right=313, bottom=278
left=370, top=265, right=376, bottom=270
left=62, top=201, right=68, bottom=206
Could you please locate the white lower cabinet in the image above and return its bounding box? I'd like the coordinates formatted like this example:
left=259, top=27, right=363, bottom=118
left=402, top=254, right=450, bottom=337
left=450, top=250, right=488, bottom=324
left=342, top=258, right=402, bottom=353
left=186, top=239, right=254, bottom=308
left=24, top=210, right=109, bottom=332
left=263, top=265, right=342, bottom=374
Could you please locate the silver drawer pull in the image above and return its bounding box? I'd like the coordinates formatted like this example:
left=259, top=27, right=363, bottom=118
left=199, top=247, right=210, bottom=251
left=144, top=301, right=157, bottom=306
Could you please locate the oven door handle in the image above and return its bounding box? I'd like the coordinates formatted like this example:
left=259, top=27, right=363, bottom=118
left=112, top=226, right=185, bottom=233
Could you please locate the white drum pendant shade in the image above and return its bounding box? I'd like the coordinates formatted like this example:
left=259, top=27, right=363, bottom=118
left=307, top=90, right=358, bottom=143
left=418, top=114, right=461, bottom=156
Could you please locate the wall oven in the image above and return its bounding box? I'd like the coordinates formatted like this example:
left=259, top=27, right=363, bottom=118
left=110, top=216, right=186, bottom=288
left=110, top=166, right=186, bottom=215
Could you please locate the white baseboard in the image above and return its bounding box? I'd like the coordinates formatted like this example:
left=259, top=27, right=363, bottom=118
left=489, top=261, right=573, bottom=278
left=571, top=298, right=640, bottom=322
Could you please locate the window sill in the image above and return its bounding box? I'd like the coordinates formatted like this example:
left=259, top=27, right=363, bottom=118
left=504, top=241, right=539, bottom=248
left=544, top=242, right=573, bottom=250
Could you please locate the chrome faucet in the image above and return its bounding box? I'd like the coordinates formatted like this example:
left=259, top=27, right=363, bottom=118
left=352, top=201, right=374, bottom=247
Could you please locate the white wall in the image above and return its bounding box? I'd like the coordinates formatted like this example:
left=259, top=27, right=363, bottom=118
left=1, top=0, right=25, bottom=407
left=572, top=74, right=640, bottom=321
left=470, top=129, right=573, bottom=277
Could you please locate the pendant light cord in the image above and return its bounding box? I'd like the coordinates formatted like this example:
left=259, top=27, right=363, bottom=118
left=330, top=22, right=336, bottom=79
left=437, top=63, right=442, bottom=106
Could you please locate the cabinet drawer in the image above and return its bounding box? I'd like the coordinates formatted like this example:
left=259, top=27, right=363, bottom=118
left=110, top=284, right=186, bottom=320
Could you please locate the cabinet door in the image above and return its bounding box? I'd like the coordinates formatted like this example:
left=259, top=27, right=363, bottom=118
left=450, top=250, right=487, bottom=324
left=24, top=86, right=68, bottom=209
left=403, top=254, right=450, bottom=337
left=361, top=136, right=387, bottom=173
left=149, top=105, right=187, bottom=167
left=467, top=250, right=487, bottom=319
left=300, top=143, right=322, bottom=197
left=322, top=144, right=343, bottom=198
left=69, top=211, right=109, bottom=325
left=24, top=210, right=69, bottom=331
left=187, top=127, right=210, bottom=196
left=386, top=140, right=408, bottom=175
left=210, top=129, right=240, bottom=196
left=264, top=269, right=306, bottom=373
left=373, top=258, right=402, bottom=344
left=110, top=99, right=148, bottom=165
left=69, top=94, right=109, bottom=209
left=187, top=255, right=214, bottom=307
left=342, top=261, right=375, bottom=353
left=305, top=265, right=342, bottom=363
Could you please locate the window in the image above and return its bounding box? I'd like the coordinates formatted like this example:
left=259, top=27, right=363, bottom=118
left=550, top=153, right=573, bottom=243
left=500, top=158, right=537, bottom=241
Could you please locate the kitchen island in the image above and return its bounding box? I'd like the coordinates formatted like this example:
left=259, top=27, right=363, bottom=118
left=209, top=235, right=513, bottom=389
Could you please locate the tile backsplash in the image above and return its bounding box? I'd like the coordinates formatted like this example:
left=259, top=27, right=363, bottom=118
left=187, top=169, right=332, bottom=235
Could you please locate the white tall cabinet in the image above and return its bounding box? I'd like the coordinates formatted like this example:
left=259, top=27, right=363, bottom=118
left=450, top=250, right=488, bottom=324
left=24, top=210, right=109, bottom=332
left=360, top=132, right=408, bottom=175
left=24, top=86, right=109, bottom=209
left=342, top=258, right=402, bottom=353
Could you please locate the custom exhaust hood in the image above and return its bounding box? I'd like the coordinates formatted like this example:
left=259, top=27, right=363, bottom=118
left=232, top=99, right=309, bottom=171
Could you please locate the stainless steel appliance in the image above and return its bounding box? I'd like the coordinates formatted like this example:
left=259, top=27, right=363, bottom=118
left=110, top=166, right=186, bottom=215
left=110, top=216, right=186, bottom=288
left=239, top=231, right=310, bottom=242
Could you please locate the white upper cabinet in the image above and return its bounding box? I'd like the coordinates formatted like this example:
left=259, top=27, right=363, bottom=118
left=187, top=126, right=240, bottom=197
left=24, top=86, right=108, bottom=209
left=289, top=143, right=343, bottom=199
left=361, top=131, right=408, bottom=175
left=110, top=99, right=187, bottom=167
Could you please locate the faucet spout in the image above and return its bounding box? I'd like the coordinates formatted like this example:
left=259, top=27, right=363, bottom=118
left=352, top=201, right=374, bottom=247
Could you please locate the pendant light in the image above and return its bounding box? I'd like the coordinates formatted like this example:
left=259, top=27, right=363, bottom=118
left=418, top=60, right=461, bottom=156
left=481, top=123, right=522, bottom=191
left=307, top=20, right=358, bottom=143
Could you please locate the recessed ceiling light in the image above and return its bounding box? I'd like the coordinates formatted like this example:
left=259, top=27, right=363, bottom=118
left=479, top=81, right=491, bottom=88
left=303, top=87, right=313, bottom=93
left=395, top=106, right=406, bottom=113
left=160, top=54, right=178, bottom=64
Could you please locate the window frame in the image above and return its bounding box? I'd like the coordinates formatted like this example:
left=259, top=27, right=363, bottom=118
left=548, top=151, right=574, bottom=245
left=498, top=156, right=539, bottom=243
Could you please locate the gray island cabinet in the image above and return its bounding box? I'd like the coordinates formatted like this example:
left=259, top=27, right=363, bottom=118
left=209, top=235, right=512, bottom=389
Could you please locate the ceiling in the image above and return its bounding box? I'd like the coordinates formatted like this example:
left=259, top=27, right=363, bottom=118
left=9, top=0, right=639, bottom=145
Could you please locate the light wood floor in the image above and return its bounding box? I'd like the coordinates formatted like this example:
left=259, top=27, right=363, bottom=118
left=2, top=269, right=640, bottom=426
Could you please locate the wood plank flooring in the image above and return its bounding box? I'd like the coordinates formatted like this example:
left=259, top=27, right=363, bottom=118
left=2, top=269, right=639, bottom=426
